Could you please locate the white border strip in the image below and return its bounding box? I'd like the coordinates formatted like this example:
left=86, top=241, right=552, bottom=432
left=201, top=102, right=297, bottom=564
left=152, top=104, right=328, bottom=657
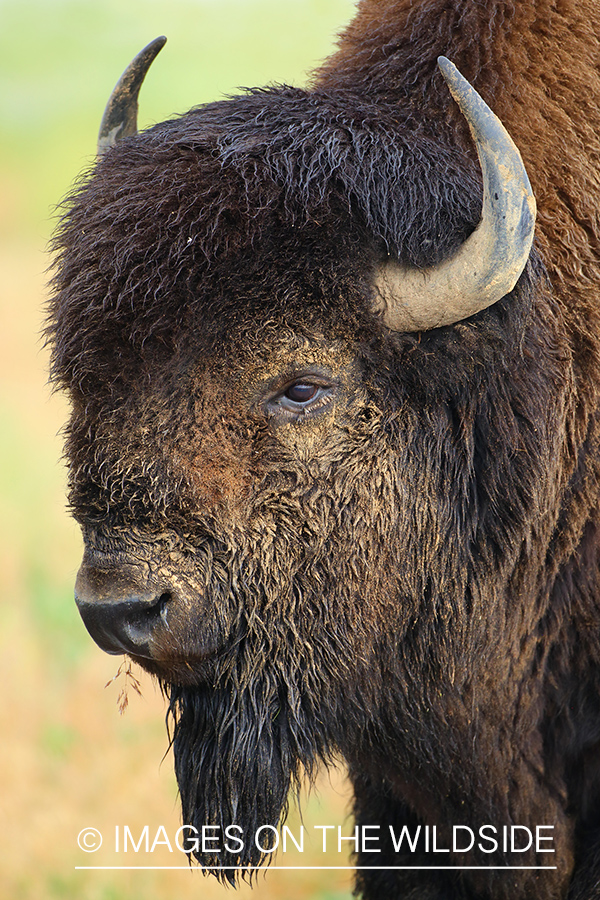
left=76, top=865, right=557, bottom=871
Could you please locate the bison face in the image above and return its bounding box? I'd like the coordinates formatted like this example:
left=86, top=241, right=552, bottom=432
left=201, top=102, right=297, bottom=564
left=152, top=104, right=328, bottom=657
left=69, top=329, right=392, bottom=688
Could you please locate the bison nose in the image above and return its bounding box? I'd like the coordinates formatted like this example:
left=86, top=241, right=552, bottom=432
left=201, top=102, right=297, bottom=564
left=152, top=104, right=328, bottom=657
left=75, top=564, right=169, bottom=658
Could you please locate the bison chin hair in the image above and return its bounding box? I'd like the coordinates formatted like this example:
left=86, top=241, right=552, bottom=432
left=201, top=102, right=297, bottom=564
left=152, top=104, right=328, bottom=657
left=165, top=674, right=329, bottom=882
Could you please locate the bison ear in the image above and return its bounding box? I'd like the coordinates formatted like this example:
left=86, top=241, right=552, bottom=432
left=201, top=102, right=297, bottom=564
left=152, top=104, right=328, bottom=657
left=373, top=57, right=536, bottom=332
left=97, top=36, right=167, bottom=155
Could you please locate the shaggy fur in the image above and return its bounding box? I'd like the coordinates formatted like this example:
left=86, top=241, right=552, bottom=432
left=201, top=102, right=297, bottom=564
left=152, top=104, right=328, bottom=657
left=48, top=1, right=600, bottom=897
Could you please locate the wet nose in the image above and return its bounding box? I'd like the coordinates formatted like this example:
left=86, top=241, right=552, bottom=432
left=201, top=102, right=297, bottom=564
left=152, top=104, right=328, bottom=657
left=75, top=563, right=169, bottom=657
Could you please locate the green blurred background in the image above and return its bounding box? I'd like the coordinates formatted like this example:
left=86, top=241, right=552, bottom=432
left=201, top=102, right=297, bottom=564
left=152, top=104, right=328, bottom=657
left=0, top=1, right=357, bottom=897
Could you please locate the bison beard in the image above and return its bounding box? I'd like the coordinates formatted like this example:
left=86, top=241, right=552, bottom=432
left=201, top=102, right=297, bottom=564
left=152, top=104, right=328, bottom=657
left=168, top=681, right=317, bottom=875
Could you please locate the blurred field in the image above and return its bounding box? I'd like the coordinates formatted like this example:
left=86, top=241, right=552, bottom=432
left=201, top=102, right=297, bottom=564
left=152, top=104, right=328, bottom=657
left=0, top=2, right=357, bottom=897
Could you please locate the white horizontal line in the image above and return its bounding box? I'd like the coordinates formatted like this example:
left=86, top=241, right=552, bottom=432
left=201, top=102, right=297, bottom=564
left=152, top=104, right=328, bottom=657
left=75, top=865, right=558, bottom=871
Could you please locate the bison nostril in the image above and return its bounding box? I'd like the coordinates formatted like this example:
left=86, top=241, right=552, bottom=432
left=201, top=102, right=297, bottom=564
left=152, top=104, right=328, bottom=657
left=74, top=569, right=174, bottom=658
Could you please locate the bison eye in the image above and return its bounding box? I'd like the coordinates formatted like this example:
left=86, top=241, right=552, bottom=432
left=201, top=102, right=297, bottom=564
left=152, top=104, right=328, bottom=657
left=263, top=372, right=336, bottom=421
left=284, top=382, right=318, bottom=403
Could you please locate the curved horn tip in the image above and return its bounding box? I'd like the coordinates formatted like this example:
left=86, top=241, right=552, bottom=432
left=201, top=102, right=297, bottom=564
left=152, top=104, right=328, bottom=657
left=436, top=56, right=492, bottom=126
left=97, top=35, right=167, bottom=156
left=437, top=56, right=458, bottom=81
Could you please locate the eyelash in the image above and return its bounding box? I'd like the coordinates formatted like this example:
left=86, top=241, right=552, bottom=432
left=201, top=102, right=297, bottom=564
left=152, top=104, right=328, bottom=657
left=265, top=375, right=336, bottom=419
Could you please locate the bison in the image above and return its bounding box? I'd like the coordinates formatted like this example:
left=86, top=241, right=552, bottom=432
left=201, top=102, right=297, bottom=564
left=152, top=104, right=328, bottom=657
left=48, top=1, right=600, bottom=897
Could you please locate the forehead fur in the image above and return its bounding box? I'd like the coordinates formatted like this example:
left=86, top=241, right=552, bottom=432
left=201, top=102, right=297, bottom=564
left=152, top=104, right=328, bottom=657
left=48, top=84, right=481, bottom=394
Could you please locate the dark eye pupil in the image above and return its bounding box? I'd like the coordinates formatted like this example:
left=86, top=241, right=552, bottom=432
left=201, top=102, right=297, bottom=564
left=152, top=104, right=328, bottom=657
left=285, top=383, right=318, bottom=403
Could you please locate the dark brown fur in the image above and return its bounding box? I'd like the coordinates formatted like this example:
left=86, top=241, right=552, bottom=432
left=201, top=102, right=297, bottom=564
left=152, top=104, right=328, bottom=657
left=48, top=2, right=600, bottom=897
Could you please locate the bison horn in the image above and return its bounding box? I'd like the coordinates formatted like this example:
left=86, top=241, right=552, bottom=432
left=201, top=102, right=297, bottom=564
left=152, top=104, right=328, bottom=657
left=373, top=57, right=536, bottom=332
left=97, top=36, right=167, bottom=155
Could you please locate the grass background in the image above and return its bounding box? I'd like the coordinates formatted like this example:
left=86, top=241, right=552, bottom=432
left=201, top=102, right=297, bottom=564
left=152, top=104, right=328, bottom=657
left=0, top=1, right=359, bottom=897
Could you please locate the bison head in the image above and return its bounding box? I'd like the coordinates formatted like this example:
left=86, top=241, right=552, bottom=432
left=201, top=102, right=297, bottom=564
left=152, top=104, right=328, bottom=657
left=48, top=38, right=558, bottom=879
